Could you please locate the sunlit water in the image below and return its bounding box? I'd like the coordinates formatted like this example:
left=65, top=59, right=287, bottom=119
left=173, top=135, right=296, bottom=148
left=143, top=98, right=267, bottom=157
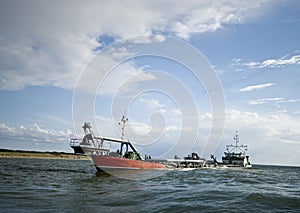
left=0, top=158, right=299, bottom=212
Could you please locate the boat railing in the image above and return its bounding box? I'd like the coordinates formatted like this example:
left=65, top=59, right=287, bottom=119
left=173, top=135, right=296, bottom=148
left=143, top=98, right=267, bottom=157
left=69, top=138, right=80, bottom=147
left=93, top=138, right=111, bottom=151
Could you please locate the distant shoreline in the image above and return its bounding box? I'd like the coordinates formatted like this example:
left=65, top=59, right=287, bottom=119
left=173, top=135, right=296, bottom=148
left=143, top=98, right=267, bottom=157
left=0, top=148, right=89, bottom=160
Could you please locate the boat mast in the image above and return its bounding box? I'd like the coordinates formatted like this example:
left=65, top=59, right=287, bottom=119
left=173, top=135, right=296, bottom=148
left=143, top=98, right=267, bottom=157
left=118, top=111, right=128, bottom=140
left=231, top=130, right=247, bottom=155
left=234, top=131, right=239, bottom=147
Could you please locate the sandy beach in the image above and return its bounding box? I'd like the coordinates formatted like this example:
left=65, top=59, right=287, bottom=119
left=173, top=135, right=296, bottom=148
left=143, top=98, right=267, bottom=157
left=0, top=149, right=89, bottom=160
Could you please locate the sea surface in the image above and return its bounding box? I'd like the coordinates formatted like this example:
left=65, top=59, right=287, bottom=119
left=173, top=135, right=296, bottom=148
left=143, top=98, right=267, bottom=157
left=0, top=158, right=299, bottom=212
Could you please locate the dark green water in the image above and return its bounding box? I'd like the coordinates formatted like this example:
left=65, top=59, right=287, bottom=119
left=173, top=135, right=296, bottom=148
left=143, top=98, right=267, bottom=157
left=0, top=158, right=299, bottom=212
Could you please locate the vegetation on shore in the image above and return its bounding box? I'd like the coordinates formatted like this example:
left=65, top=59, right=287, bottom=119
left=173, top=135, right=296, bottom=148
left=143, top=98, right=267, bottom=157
left=0, top=148, right=89, bottom=160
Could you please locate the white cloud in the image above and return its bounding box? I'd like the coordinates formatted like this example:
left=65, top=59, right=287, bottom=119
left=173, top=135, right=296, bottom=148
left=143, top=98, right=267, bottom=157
left=154, top=34, right=166, bottom=42
left=239, top=83, right=274, bottom=92
left=246, top=54, right=300, bottom=68
left=167, top=1, right=268, bottom=38
left=170, top=109, right=182, bottom=116
left=130, top=34, right=166, bottom=44
left=224, top=109, right=300, bottom=145
left=140, top=98, right=165, bottom=109
left=0, top=123, right=73, bottom=143
left=97, top=62, right=157, bottom=96
left=231, top=53, right=300, bottom=71
left=248, top=97, right=300, bottom=105
left=0, top=0, right=272, bottom=91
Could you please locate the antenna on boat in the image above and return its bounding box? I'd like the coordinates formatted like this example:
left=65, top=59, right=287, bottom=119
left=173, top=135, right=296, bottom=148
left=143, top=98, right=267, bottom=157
left=234, top=131, right=239, bottom=147
left=229, top=130, right=248, bottom=155
left=118, top=111, right=128, bottom=140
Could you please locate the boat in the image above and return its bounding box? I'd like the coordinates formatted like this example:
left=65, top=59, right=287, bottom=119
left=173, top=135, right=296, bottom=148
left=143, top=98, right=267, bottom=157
left=70, top=114, right=168, bottom=173
left=90, top=136, right=168, bottom=173
left=219, top=131, right=252, bottom=168
left=165, top=153, right=206, bottom=169
left=70, top=116, right=252, bottom=171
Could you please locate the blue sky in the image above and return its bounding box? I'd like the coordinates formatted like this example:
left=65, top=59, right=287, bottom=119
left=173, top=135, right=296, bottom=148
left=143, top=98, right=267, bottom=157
left=0, top=0, right=299, bottom=166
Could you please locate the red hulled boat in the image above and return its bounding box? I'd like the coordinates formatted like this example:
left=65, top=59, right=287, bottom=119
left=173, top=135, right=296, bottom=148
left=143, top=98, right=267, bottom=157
left=70, top=118, right=168, bottom=173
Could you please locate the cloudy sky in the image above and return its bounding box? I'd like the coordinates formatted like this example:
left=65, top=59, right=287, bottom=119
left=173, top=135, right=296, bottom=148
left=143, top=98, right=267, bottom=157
left=0, top=0, right=299, bottom=166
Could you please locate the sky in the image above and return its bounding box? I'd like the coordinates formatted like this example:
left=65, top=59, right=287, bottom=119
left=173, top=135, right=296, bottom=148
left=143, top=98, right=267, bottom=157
left=0, top=0, right=300, bottom=166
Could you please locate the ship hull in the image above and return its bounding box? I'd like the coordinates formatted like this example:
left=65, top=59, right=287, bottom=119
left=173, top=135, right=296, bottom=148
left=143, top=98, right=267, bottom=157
left=91, top=155, right=168, bottom=173
left=222, top=155, right=251, bottom=168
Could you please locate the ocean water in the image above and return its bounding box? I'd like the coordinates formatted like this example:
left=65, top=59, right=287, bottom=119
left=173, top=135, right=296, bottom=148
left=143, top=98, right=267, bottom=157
left=0, top=158, right=299, bottom=212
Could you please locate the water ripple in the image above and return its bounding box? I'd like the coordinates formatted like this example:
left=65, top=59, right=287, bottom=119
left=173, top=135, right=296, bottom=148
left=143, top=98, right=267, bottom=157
left=1, top=159, right=299, bottom=212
